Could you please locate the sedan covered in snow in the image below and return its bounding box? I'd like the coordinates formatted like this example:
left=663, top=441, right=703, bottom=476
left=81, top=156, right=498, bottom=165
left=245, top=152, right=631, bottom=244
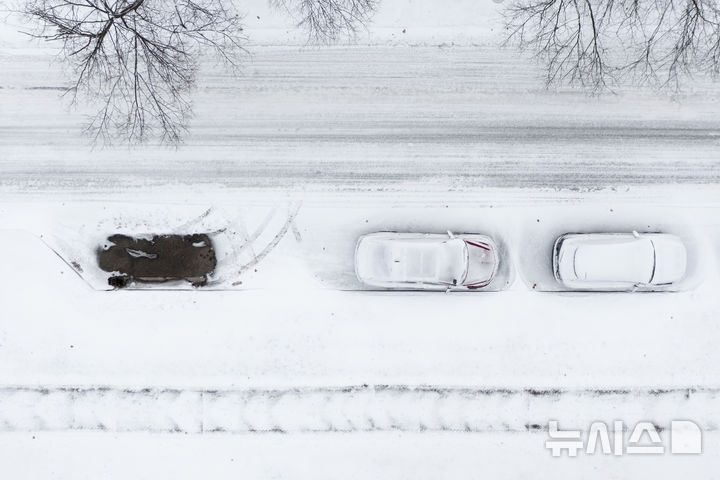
left=355, top=232, right=498, bottom=290
left=553, top=232, right=686, bottom=291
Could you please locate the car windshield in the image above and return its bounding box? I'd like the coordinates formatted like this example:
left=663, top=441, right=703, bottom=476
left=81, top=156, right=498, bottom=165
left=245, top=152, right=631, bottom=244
left=573, top=237, right=654, bottom=283
left=435, top=240, right=468, bottom=284
left=464, top=241, right=496, bottom=285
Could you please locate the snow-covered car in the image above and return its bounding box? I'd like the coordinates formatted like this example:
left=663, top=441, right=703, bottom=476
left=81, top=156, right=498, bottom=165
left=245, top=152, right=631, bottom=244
left=355, top=232, right=498, bottom=290
left=553, top=232, right=686, bottom=291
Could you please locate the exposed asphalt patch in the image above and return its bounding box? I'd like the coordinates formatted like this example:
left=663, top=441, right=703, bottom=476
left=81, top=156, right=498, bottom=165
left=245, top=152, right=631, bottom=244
left=98, top=234, right=217, bottom=288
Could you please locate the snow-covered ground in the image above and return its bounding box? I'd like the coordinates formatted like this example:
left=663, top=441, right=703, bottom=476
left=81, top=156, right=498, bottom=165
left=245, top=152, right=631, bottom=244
left=2, top=188, right=720, bottom=389
left=0, top=0, right=504, bottom=49
left=2, top=0, right=720, bottom=477
left=4, top=430, right=720, bottom=479
left=2, top=189, right=719, bottom=475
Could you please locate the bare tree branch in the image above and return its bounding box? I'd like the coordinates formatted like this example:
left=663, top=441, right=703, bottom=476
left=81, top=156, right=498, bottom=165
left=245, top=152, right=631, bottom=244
left=272, top=0, right=378, bottom=43
left=504, top=0, right=720, bottom=91
left=22, top=0, right=247, bottom=143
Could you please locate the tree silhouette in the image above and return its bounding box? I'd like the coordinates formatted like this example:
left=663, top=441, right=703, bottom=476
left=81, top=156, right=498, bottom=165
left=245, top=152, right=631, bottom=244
left=272, top=0, right=378, bottom=42
left=23, top=0, right=246, bottom=143
left=504, top=0, right=720, bottom=90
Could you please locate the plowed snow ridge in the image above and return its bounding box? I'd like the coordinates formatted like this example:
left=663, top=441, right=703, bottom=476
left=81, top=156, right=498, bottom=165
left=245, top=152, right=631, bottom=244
left=0, top=386, right=716, bottom=433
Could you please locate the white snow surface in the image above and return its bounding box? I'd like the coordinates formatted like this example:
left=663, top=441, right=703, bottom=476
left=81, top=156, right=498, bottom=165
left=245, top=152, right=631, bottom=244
left=1, top=188, right=719, bottom=391
left=4, top=430, right=720, bottom=479
left=2, top=0, right=720, bottom=476
left=0, top=0, right=503, bottom=50
left=1, top=188, right=720, bottom=477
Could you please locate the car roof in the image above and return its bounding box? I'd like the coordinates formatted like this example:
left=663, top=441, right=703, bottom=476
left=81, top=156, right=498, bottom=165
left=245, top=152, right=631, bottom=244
left=573, top=237, right=654, bottom=283
left=356, top=236, right=467, bottom=285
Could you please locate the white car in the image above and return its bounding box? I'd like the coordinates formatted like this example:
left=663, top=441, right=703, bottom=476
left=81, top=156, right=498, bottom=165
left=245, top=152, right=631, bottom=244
left=553, top=232, right=687, bottom=291
left=355, top=232, right=498, bottom=290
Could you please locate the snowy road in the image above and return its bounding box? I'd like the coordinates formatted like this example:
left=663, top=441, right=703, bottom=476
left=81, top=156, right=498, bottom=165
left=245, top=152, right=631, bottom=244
left=2, top=47, right=720, bottom=193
